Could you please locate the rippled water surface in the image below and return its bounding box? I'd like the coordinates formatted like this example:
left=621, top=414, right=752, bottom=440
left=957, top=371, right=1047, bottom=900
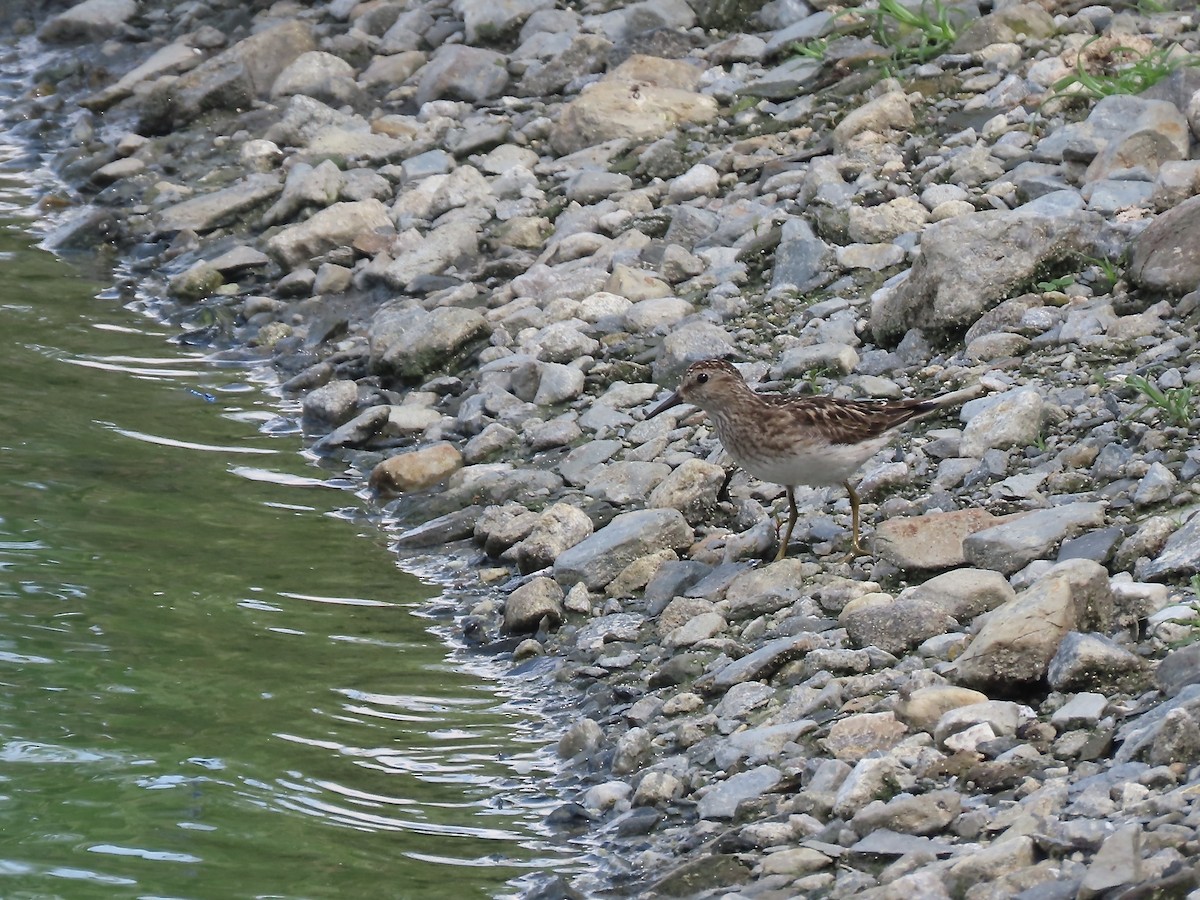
left=0, top=147, right=569, bottom=897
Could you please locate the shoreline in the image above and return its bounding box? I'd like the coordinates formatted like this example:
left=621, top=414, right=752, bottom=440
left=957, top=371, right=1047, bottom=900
left=11, top=0, right=1200, bottom=896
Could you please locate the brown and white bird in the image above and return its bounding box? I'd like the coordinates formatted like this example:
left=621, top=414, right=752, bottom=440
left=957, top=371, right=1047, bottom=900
left=647, top=358, right=982, bottom=561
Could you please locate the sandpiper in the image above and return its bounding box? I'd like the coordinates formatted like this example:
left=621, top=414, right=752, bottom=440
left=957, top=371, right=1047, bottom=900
left=648, top=358, right=982, bottom=561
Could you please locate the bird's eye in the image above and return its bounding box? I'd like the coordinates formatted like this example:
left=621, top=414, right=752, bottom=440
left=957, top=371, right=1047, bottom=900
left=696, top=373, right=709, bottom=384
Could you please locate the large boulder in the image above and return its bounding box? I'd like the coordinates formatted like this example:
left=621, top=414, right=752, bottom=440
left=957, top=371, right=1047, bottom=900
left=869, top=206, right=1105, bottom=343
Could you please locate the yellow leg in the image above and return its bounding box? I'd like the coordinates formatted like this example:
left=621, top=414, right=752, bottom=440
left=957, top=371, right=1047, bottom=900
left=775, top=486, right=798, bottom=562
left=844, top=480, right=865, bottom=555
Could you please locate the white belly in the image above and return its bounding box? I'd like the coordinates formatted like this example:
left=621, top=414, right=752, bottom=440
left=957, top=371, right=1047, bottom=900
left=735, top=434, right=890, bottom=488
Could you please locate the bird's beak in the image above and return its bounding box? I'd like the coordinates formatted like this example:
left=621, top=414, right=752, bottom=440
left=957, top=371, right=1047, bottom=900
left=647, top=390, right=684, bottom=418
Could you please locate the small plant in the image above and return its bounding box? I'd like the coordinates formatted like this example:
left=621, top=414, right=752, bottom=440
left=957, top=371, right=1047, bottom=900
left=1191, top=574, right=1200, bottom=604
left=791, top=37, right=830, bottom=60
left=869, top=0, right=964, bottom=65
left=1036, top=274, right=1075, bottom=292
left=1084, top=254, right=1122, bottom=291
left=1125, top=373, right=1194, bottom=428
left=1049, top=37, right=1196, bottom=102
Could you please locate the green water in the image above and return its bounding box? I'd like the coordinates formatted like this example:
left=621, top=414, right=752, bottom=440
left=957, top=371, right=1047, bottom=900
left=0, top=148, right=569, bottom=897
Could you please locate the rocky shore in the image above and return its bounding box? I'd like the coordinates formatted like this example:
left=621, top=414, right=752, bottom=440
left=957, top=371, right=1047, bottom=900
left=11, top=0, right=1200, bottom=896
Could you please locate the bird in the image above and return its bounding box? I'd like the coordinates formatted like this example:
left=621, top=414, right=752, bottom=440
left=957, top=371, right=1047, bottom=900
left=647, top=358, right=983, bottom=561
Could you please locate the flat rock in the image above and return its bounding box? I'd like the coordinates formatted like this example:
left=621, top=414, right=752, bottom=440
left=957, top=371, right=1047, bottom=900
left=962, top=503, right=1107, bottom=575
left=874, top=508, right=1001, bottom=570
left=697, top=633, right=825, bottom=694
left=959, top=388, right=1045, bottom=457
left=553, top=509, right=693, bottom=590
left=156, top=174, right=282, bottom=234
left=697, top=765, right=782, bottom=820
left=550, top=69, right=718, bottom=155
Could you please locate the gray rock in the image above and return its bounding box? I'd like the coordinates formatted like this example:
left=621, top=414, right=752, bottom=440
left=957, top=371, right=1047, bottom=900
left=848, top=829, right=954, bottom=858
left=312, top=405, right=391, bottom=451
left=1141, top=510, right=1200, bottom=581
left=558, top=718, right=603, bottom=758
left=713, top=720, right=816, bottom=770
left=832, top=755, right=904, bottom=818
left=841, top=597, right=958, bottom=655
left=901, top=568, right=1016, bottom=622
left=301, top=379, right=358, bottom=425
left=262, top=160, right=344, bottom=227
left=39, top=0, right=137, bottom=43
left=584, top=461, right=671, bottom=506
left=139, top=20, right=315, bottom=133
left=415, top=44, right=510, bottom=107
left=771, top=217, right=833, bottom=292
left=1079, top=824, right=1143, bottom=896
left=384, top=222, right=481, bottom=289
left=647, top=458, right=726, bottom=522
left=850, top=790, right=961, bottom=837
left=553, top=509, right=693, bottom=590
left=944, top=836, right=1036, bottom=896
left=503, top=577, right=564, bottom=634
left=1046, top=631, right=1150, bottom=693
left=632, top=772, right=683, bottom=807
left=664, top=611, right=726, bottom=649
left=713, top=682, right=776, bottom=720
left=611, top=726, right=651, bottom=775
left=698, top=633, right=825, bottom=694
left=959, top=388, right=1044, bottom=457
left=557, top=440, right=623, bottom=487
left=156, top=174, right=283, bottom=235
left=456, top=0, right=554, bottom=43
left=271, top=50, right=363, bottom=108
left=697, top=765, right=782, bottom=820
left=1155, top=642, right=1200, bottom=697
left=869, top=207, right=1104, bottom=343
left=1051, top=692, right=1108, bottom=730
left=267, top=199, right=394, bottom=267
left=392, top=506, right=482, bottom=549
left=1116, top=683, right=1200, bottom=763
left=368, top=304, right=490, bottom=381
left=517, top=33, right=612, bottom=97
left=511, top=502, right=594, bottom=574
left=952, top=559, right=1113, bottom=690
left=573, top=613, right=645, bottom=651
left=723, top=559, right=812, bottom=621
left=1129, top=194, right=1200, bottom=294
left=962, top=503, right=1107, bottom=575
left=1083, top=97, right=1190, bottom=183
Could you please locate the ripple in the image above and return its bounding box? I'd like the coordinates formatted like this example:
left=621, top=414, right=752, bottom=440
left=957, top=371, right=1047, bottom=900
left=0, top=740, right=110, bottom=764
left=103, top=424, right=277, bottom=455
left=88, top=844, right=202, bottom=864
